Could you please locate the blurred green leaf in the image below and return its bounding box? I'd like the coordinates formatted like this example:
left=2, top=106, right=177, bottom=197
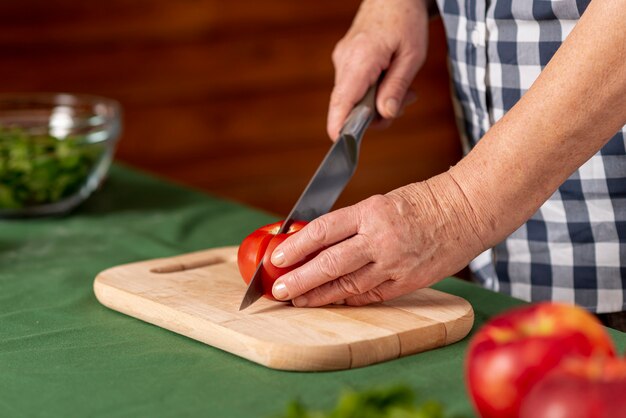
left=272, top=385, right=466, bottom=418
left=0, top=125, right=105, bottom=208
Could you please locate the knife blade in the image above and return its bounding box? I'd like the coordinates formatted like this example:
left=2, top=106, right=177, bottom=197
left=239, top=80, right=380, bottom=311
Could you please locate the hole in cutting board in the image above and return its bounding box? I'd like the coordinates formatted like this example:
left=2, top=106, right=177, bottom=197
left=150, top=256, right=228, bottom=273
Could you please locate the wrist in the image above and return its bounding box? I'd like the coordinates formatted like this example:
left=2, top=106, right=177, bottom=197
left=386, top=172, right=489, bottom=261
left=444, top=168, right=498, bottom=249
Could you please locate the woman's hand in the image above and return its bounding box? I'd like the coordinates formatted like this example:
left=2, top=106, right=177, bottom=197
left=270, top=172, right=490, bottom=307
left=327, top=0, right=431, bottom=139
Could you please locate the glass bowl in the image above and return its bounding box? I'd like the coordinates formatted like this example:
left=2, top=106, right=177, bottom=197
left=0, top=93, right=121, bottom=217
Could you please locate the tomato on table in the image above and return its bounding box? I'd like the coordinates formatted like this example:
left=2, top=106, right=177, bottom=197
left=465, top=302, right=616, bottom=418
left=237, top=220, right=308, bottom=300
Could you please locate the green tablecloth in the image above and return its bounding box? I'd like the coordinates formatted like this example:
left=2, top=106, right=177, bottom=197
left=2, top=165, right=624, bottom=418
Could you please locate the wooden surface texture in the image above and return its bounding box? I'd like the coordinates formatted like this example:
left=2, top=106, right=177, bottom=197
left=94, top=246, right=474, bottom=371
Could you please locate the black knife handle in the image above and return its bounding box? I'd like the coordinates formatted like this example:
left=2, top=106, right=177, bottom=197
left=338, top=77, right=381, bottom=142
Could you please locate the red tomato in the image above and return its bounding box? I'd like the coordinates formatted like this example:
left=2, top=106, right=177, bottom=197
left=465, top=302, right=616, bottom=418
left=237, top=220, right=308, bottom=300
left=520, top=355, right=626, bottom=418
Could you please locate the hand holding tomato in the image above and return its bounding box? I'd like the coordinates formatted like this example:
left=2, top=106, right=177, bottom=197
left=237, top=220, right=311, bottom=300
left=465, top=302, right=616, bottom=418
left=263, top=173, right=489, bottom=307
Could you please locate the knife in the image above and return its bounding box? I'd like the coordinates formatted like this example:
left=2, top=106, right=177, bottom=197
left=239, top=79, right=380, bottom=311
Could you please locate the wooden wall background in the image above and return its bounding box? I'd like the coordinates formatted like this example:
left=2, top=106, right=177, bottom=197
left=0, top=0, right=462, bottom=217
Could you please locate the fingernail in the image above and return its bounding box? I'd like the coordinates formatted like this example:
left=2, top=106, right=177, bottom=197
left=293, top=296, right=308, bottom=307
left=271, top=250, right=285, bottom=267
left=385, top=98, right=400, bottom=117
left=273, top=280, right=289, bottom=300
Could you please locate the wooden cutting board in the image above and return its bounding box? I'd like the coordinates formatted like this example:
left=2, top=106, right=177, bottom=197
left=94, top=246, right=474, bottom=371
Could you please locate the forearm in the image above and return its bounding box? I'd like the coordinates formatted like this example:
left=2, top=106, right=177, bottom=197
left=444, top=0, right=626, bottom=247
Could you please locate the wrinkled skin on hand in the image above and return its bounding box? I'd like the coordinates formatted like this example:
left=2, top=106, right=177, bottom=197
left=327, top=0, right=431, bottom=139
left=270, top=173, right=489, bottom=307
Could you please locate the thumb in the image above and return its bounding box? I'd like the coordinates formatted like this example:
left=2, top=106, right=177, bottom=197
left=376, top=51, right=422, bottom=119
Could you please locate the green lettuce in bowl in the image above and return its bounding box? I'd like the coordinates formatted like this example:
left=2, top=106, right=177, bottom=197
left=0, top=93, right=121, bottom=217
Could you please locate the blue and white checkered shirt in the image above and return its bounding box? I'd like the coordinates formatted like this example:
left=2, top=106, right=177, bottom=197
left=436, top=0, right=626, bottom=313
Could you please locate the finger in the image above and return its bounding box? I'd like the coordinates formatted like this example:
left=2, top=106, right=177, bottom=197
left=370, top=90, right=418, bottom=130
left=376, top=51, right=421, bottom=119
left=271, top=205, right=361, bottom=268
left=345, top=280, right=408, bottom=306
left=291, top=263, right=383, bottom=307
left=272, top=235, right=372, bottom=301
left=327, top=44, right=389, bottom=139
